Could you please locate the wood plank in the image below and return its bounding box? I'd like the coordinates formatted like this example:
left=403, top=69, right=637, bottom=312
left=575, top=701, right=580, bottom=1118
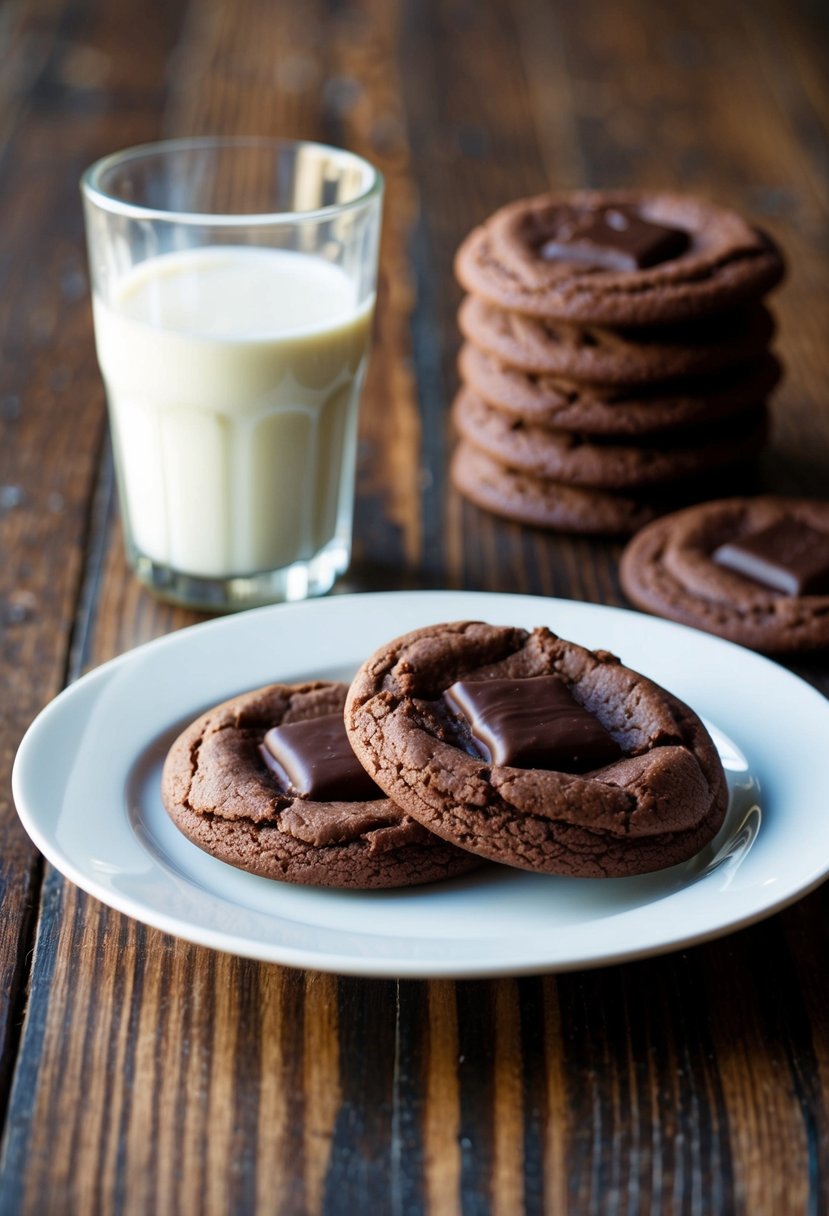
left=423, top=981, right=462, bottom=1213
left=1, top=877, right=344, bottom=1214
left=400, top=0, right=556, bottom=594
left=323, top=978, right=399, bottom=1209
left=327, top=0, right=426, bottom=577
left=491, top=980, right=524, bottom=1215
left=0, top=0, right=186, bottom=1129
left=702, top=928, right=817, bottom=1213
left=539, top=976, right=569, bottom=1215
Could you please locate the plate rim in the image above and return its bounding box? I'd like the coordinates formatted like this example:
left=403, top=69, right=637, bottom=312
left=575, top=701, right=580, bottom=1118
left=12, top=588, right=829, bottom=978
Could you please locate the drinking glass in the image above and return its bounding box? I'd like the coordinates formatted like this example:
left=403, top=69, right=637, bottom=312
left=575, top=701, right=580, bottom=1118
left=82, top=137, right=383, bottom=609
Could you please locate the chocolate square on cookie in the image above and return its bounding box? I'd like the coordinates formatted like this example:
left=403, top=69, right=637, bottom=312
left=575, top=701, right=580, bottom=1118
left=539, top=204, right=689, bottom=272
left=712, top=517, right=829, bottom=596
left=261, top=713, right=383, bottom=800
left=445, top=675, right=621, bottom=771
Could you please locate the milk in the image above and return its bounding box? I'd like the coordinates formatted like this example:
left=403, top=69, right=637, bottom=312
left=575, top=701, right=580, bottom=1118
left=93, top=246, right=373, bottom=579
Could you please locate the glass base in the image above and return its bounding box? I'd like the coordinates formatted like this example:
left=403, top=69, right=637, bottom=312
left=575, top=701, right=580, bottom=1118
left=129, top=537, right=351, bottom=612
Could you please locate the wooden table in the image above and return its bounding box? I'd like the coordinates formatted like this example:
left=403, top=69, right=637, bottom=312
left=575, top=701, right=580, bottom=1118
left=2, top=1, right=827, bottom=1211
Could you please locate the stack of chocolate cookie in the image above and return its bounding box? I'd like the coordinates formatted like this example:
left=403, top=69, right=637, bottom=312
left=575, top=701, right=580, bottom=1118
left=452, top=191, right=785, bottom=535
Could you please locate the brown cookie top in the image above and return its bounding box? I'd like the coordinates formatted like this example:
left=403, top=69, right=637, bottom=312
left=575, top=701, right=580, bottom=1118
left=620, top=498, right=829, bottom=652
left=161, top=681, right=481, bottom=888
left=455, top=191, right=785, bottom=326
left=450, top=441, right=664, bottom=535
left=452, top=388, right=769, bottom=490
left=344, top=622, right=728, bottom=878
left=459, top=343, right=781, bottom=437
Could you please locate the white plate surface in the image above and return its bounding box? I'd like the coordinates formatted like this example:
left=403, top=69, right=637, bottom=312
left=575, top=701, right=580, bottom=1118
left=12, top=590, right=829, bottom=978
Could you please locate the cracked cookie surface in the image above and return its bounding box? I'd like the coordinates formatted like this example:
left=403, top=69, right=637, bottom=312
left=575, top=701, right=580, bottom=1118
left=161, top=681, right=481, bottom=888
left=344, top=622, right=728, bottom=877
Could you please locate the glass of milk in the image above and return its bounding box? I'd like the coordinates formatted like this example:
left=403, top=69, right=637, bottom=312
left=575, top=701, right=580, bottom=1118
left=81, top=138, right=383, bottom=609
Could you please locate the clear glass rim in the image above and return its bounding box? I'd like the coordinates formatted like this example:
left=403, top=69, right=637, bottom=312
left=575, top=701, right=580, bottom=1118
left=80, top=136, right=384, bottom=226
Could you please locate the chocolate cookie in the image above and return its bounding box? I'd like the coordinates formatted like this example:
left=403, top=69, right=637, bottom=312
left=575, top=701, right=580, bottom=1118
left=455, top=191, right=784, bottom=326
left=453, top=389, right=769, bottom=489
left=459, top=343, right=781, bottom=437
left=450, top=441, right=664, bottom=534
left=620, top=497, right=829, bottom=652
left=344, top=621, right=728, bottom=878
left=161, top=681, right=481, bottom=888
left=458, top=295, right=776, bottom=385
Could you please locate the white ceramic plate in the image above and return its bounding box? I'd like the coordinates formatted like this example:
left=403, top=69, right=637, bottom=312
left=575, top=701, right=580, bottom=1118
left=12, top=590, right=829, bottom=978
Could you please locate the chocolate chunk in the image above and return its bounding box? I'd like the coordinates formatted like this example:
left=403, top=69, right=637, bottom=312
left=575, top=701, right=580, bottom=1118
left=713, top=517, right=829, bottom=595
left=444, top=675, right=622, bottom=772
left=261, top=713, right=383, bottom=801
left=539, top=204, right=689, bottom=271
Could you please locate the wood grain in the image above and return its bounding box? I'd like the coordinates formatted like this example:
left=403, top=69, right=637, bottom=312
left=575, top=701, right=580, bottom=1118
left=0, top=0, right=827, bottom=1213
left=0, top=0, right=186, bottom=1131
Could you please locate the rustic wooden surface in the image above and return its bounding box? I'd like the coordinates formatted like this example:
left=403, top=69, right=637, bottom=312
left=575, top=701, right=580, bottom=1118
left=1, top=0, right=828, bottom=1212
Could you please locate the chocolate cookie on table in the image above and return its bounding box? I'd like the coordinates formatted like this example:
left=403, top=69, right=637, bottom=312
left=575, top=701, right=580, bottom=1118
left=458, top=295, right=776, bottom=385
left=620, top=497, right=829, bottom=653
left=161, top=681, right=481, bottom=888
left=455, top=191, right=784, bottom=326
left=458, top=343, right=781, bottom=438
left=452, top=388, right=769, bottom=489
left=344, top=621, right=728, bottom=878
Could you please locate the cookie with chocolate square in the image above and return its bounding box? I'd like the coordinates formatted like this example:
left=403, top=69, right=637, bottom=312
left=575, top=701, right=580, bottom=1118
left=455, top=191, right=784, bottom=326
left=344, top=621, right=728, bottom=878
left=620, top=497, right=829, bottom=652
left=161, top=681, right=481, bottom=888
